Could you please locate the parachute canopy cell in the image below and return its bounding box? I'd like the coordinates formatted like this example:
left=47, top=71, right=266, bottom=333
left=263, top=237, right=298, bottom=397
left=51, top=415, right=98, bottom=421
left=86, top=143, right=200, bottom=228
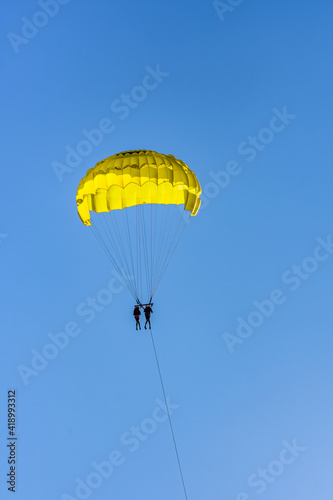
left=76, top=150, right=201, bottom=226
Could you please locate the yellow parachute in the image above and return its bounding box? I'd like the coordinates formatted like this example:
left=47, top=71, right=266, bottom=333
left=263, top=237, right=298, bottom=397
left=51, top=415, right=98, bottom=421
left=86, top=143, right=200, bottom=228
left=76, top=150, right=201, bottom=303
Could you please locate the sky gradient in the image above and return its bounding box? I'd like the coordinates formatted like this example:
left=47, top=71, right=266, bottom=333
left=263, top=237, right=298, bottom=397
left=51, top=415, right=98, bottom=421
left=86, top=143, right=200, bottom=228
left=1, top=1, right=333, bottom=499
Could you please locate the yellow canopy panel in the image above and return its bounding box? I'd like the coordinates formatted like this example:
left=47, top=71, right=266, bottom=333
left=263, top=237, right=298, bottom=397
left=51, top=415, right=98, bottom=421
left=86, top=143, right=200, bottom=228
left=76, top=150, right=202, bottom=225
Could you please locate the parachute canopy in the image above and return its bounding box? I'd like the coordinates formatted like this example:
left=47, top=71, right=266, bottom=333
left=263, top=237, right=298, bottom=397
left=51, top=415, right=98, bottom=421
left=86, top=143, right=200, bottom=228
left=76, top=150, right=201, bottom=225
left=76, top=150, right=201, bottom=303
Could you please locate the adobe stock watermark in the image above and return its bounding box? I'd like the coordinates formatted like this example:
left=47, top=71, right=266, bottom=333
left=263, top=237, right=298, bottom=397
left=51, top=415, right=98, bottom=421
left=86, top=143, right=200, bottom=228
left=233, top=438, right=306, bottom=499
left=213, top=0, right=243, bottom=22
left=200, top=106, right=296, bottom=211
left=7, top=0, right=71, bottom=54
left=51, top=64, right=170, bottom=183
left=61, top=397, right=179, bottom=500
left=223, top=235, right=333, bottom=353
left=17, top=270, right=126, bottom=385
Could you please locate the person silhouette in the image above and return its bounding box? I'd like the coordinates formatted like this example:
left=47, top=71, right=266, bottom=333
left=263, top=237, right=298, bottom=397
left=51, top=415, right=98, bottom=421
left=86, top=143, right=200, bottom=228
left=133, top=306, right=141, bottom=330
left=144, top=305, right=153, bottom=329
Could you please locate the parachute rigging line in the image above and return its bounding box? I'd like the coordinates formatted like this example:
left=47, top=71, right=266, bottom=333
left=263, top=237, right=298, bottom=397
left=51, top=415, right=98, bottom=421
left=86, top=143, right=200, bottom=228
left=151, top=208, right=191, bottom=299
left=140, top=205, right=151, bottom=302
left=77, top=150, right=202, bottom=305
left=123, top=207, right=137, bottom=295
left=149, top=327, right=188, bottom=499
left=90, top=222, right=138, bottom=302
left=106, top=212, right=136, bottom=295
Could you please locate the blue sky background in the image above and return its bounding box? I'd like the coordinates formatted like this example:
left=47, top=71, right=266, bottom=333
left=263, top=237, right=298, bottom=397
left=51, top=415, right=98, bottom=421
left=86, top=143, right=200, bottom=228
left=1, top=1, right=333, bottom=499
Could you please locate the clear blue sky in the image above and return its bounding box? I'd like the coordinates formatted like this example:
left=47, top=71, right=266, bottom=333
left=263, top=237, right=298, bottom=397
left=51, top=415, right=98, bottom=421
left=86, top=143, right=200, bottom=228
left=1, top=1, right=333, bottom=499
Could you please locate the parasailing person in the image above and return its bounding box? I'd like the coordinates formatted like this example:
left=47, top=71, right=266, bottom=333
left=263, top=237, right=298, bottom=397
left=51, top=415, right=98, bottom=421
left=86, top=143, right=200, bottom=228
left=144, top=304, right=153, bottom=329
left=133, top=305, right=141, bottom=330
